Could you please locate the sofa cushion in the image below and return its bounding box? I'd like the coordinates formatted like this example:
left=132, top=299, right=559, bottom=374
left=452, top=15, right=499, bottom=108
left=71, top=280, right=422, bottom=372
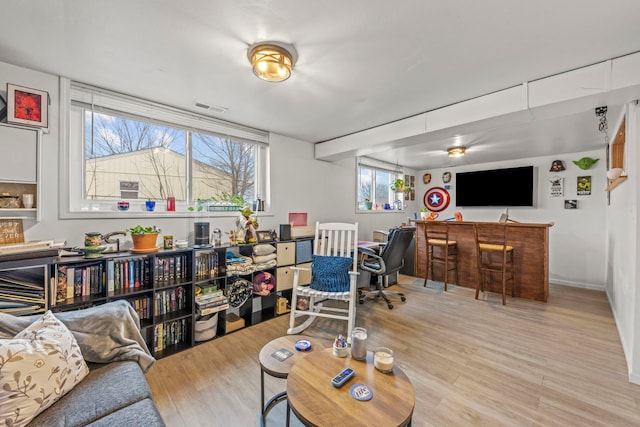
left=28, top=361, right=152, bottom=427
left=0, top=311, right=89, bottom=427
left=86, top=398, right=165, bottom=427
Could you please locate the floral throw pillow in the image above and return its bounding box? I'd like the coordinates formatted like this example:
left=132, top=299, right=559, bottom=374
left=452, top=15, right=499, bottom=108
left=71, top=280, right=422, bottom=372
left=309, top=255, right=353, bottom=292
left=0, top=311, right=89, bottom=427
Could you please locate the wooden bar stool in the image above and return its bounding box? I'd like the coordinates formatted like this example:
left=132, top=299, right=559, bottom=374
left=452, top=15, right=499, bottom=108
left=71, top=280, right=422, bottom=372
left=423, top=221, right=458, bottom=291
left=474, top=223, right=515, bottom=305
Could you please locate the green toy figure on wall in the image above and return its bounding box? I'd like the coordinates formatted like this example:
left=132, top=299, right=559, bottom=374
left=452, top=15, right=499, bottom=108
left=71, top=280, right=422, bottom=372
left=573, top=157, right=598, bottom=170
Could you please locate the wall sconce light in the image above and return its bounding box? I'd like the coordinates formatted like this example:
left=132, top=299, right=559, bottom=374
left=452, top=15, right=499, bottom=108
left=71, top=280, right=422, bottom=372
left=248, top=42, right=297, bottom=82
left=447, top=147, right=466, bottom=157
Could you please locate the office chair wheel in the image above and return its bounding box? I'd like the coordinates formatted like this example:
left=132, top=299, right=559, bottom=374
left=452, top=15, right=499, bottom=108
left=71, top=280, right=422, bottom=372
left=387, top=303, right=393, bottom=309
left=401, top=296, right=406, bottom=302
left=359, top=299, right=364, bottom=304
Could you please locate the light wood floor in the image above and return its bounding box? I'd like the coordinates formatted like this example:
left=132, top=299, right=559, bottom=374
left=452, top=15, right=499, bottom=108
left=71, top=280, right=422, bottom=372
left=146, top=276, right=640, bottom=426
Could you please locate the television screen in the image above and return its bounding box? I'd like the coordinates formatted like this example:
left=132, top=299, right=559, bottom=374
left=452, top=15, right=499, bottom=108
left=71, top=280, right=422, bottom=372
left=455, top=166, right=534, bottom=207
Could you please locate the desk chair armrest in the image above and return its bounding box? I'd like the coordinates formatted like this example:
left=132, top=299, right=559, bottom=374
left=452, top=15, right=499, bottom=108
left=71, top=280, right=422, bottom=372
left=359, top=251, right=386, bottom=275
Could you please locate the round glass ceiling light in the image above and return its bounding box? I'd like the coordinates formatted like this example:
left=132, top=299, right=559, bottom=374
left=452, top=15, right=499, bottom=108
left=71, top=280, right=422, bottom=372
left=447, top=147, right=466, bottom=157
left=248, top=42, right=297, bottom=82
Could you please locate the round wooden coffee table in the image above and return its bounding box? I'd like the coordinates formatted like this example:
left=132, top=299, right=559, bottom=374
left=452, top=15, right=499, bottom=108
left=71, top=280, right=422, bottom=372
left=259, top=335, right=315, bottom=426
left=287, top=347, right=415, bottom=426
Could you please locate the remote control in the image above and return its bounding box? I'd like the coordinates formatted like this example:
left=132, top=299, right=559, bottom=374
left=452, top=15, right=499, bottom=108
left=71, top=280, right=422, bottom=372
left=331, top=367, right=355, bottom=388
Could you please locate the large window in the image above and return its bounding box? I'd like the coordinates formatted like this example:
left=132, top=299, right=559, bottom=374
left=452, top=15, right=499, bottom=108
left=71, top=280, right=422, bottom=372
left=357, top=161, right=404, bottom=211
left=62, top=80, right=268, bottom=217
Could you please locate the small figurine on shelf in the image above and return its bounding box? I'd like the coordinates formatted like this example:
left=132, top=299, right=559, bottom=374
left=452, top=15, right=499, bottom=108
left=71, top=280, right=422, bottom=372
left=236, top=206, right=259, bottom=243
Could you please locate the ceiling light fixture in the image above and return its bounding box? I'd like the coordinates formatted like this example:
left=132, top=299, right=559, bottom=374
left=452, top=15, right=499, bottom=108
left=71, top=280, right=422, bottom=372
left=447, top=147, right=466, bottom=157
left=248, top=42, right=297, bottom=82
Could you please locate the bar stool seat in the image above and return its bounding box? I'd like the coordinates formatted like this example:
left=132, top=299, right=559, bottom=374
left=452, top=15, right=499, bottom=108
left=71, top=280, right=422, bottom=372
left=474, top=223, right=515, bottom=305
left=423, top=221, right=458, bottom=291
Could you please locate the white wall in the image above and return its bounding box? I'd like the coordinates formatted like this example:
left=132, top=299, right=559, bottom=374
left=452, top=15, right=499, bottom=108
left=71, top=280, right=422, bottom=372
left=416, top=149, right=608, bottom=289
left=606, top=103, right=640, bottom=383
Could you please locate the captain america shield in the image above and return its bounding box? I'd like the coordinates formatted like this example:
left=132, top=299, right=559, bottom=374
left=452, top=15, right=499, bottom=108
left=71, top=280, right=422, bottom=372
left=423, top=187, right=450, bottom=212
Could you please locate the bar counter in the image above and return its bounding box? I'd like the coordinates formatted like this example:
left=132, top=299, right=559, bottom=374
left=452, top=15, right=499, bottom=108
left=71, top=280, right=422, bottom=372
left=414, top=220, right=552, bottom=302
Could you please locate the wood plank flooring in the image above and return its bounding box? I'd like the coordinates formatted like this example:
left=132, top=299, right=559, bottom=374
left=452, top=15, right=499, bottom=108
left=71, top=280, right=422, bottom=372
left=146, top=276, right=640, bottom=426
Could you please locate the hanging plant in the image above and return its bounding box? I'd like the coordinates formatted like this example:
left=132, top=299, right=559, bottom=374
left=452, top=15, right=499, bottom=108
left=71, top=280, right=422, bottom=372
left=390, top=179, right=410, bottom=194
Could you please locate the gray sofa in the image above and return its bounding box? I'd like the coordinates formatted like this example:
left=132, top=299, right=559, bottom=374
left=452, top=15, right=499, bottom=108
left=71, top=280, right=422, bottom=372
left=29, top=361, right=165, bottom=427
left=0, top=301, right=165, bottom=427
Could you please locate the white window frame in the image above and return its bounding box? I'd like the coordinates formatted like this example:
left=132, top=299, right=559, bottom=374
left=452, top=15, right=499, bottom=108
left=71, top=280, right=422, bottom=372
left=356, top=158, right=405, bottom=212
left=59, top=78, right=270, bottom=218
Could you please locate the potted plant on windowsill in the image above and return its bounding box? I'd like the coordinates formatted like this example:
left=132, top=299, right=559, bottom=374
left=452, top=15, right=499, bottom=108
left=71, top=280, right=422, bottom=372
left=362, top=198, right=373, bottom=210
left=127, top=225, right=160, bottom=253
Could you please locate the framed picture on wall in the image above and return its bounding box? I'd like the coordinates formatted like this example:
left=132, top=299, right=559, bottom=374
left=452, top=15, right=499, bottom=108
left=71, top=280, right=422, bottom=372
left=6, top=83, right=49, bottom=128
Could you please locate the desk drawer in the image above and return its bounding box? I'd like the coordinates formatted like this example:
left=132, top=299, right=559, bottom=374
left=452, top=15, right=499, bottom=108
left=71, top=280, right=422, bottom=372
left=277, top=242, right=296, bottom=266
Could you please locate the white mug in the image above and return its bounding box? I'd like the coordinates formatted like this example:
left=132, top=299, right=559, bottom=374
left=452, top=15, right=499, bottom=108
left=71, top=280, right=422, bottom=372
left=22, top=194, right=33, bottom=209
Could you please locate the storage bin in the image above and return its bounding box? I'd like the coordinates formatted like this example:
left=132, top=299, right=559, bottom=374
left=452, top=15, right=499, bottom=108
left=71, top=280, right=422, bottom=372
left=194, top=313, right=218, bottom=342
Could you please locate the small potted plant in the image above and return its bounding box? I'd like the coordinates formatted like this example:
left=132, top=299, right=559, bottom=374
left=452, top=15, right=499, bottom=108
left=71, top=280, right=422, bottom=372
left=419, top=207, right=429, bottom=219
left=127, top=225, right=160, bottom=252
left=362, top=198, right=373, bottom=210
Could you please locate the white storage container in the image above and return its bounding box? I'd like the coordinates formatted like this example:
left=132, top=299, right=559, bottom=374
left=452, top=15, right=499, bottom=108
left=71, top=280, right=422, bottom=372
left=194, top=313, right=218, bottom=342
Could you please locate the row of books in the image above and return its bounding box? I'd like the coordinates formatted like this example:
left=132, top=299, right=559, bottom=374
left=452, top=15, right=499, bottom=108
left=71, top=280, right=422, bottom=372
left=127, top=296, right=152, bottom=321
left=155, top=286, right=188, bottom=316
left=0, top=270, right=46, bottom=314
left=153, top=318, right=188, bottom=353
left=195, top=288, right=229, bottom=316
left=54, top=264, right=105, bottom=303
left=153, top=255, right=190, bottom=286
left=195, top=251, right=221, bottom=280
left=106, top=258, right=150, bottom=291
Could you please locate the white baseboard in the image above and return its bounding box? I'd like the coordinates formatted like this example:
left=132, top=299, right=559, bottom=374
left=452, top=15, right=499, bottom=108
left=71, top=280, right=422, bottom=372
left=605, top=290, right=639, bottom=385
left=549, top=279, right=606, bottom=291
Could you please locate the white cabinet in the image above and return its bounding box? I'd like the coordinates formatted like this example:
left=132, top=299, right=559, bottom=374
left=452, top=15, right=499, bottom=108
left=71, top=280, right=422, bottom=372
left=0, top=123, right=40, bottom=221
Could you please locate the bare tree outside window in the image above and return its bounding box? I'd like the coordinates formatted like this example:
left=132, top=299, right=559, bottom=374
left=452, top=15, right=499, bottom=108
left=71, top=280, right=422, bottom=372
left=192, top=133, right=255, bottom=202
left=82, top=111, right=257, bottom=204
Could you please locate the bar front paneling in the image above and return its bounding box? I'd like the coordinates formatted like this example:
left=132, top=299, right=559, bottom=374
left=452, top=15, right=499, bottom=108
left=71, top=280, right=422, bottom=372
left=415, top=220, right=551, bottom=302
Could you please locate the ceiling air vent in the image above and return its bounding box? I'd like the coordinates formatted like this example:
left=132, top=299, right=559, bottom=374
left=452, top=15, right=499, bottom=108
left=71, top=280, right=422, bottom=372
left=192, top=102, right=228, bottom=114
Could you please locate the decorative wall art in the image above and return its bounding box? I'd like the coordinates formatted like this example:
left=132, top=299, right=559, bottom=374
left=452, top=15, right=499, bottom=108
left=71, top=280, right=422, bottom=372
left=573, top=157, right=598, bottom=170
left=404, top=175, right=416, bottom=200
left=0, top=93, right=6, bottom=121
left=549, top=177, right=564, bottom=197
left=564, top=200, right=577, bottom=209
left=423, top=187, right=450, bottom=212
left=422, top=173, right=431, bottom=184
left=442, top=171, right=452, bottom=183
left=549, top=160, right=566, bottom=171
left=577, top=176, right=592, bottom=195
left=6, top=83, right=49, bottom=128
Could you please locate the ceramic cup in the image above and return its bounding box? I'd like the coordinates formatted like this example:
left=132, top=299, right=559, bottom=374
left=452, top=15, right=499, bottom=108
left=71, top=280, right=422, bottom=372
left=22, top=194, right=33, bottom=209
left=145, top=200, right=156, bottom=211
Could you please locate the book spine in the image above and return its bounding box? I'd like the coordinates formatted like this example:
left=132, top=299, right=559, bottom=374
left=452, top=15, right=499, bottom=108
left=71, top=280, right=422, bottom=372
left=66, top=267, right=75, bottom=299
left=106, top=260, right=114, bottom=292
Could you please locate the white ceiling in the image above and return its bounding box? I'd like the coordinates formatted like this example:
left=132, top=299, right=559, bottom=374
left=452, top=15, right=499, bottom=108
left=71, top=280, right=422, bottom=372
left=1, top=1, right=640, bottom=169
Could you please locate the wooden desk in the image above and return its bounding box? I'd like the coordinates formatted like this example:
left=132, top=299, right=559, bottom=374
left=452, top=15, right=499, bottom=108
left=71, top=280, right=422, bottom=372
left=287, top=348, right=415, bottom=426
left=415, top=221, right=552, bottom=302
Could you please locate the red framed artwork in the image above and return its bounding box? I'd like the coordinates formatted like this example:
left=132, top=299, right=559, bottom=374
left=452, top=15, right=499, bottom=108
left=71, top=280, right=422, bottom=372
left=6, top=83, right=49, bottom=128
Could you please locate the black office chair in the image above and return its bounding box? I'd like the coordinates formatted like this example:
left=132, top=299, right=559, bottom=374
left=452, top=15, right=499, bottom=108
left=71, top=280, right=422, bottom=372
left=358, top=227, right=415, bottom=309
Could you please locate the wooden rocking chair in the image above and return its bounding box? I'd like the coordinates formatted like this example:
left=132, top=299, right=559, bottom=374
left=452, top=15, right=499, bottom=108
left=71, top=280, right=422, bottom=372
left=287, top=222, right=359, bottom=341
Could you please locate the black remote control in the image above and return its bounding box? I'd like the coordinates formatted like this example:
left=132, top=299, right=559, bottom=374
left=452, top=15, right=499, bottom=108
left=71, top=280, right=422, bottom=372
left=331, top=367, right=355, bottom=388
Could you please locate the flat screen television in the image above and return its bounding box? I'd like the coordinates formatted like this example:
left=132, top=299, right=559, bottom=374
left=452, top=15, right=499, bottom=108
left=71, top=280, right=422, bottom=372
left=455, top=166, right=535, bottom=207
